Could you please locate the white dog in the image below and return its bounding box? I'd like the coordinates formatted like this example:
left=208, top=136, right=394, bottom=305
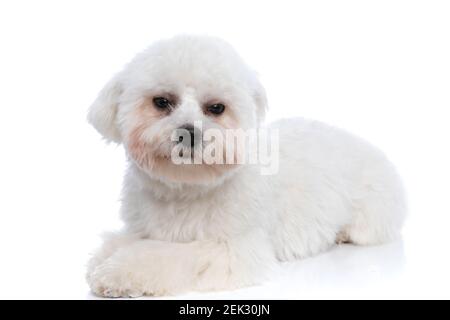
left=86, top=35, right=406, bottom=297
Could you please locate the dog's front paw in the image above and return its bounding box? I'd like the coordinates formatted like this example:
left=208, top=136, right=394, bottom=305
left=87, top=246, right=180, bottom=298
left=88, top=262, right=148, bottom=298
left=86, top=239, right=261, bottom=297
left=90, top=282, right=145, bottom=298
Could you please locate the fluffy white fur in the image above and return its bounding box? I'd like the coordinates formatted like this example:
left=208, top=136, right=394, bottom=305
left=86, top=35, right=406, bottom=297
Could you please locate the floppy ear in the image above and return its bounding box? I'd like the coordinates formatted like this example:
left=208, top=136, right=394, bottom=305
left=252, top=75, right=268, bottom=124
left=87, top=75, right=123, bottom=143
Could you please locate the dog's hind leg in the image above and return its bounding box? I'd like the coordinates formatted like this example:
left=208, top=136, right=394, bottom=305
left=341, top=161, right=406, bottom=245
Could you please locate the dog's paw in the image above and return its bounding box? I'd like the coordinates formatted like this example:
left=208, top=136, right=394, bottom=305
left=88, top=272, right=144, bottom=298
left=86, top=239, right=257, bottom=297
left=87, top=261, right=154, bottom=298
left=91, top=282, right=145, bottom=298
left=86, top=249, right=180, bottom=298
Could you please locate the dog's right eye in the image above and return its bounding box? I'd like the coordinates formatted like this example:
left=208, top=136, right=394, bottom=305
left=153, top=97, right=171, bottom=109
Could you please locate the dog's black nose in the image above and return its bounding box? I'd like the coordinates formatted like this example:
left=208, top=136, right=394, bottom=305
left=178, top=124, right=199, bottom=148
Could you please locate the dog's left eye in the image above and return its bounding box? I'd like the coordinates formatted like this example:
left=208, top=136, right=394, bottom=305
left=153, top=97, right=171, bottom=109
left=207, top=103, right=226, bottom=115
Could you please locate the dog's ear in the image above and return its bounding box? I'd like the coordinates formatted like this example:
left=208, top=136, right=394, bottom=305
left=252, top=75, right=268, bottom=124
left=87, top=75, right=122, bottom=143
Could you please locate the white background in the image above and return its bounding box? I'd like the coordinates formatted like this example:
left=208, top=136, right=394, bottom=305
left=0, top=0, right=449, bottom=299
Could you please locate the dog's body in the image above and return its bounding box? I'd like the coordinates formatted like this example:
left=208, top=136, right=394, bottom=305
left=87, top=35, right=405, bottom=297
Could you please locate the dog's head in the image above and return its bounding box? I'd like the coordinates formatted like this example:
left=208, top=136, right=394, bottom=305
left=88, top=35, right=267, bottom=185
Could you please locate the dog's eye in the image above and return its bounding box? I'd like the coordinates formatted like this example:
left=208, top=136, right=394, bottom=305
left=153, top=97, right=171, bottom=109
left=207, top=103, right=225, bottom=115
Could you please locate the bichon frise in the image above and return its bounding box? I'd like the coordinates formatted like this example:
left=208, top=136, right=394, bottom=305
left=86, top=35, right=406, bottom=297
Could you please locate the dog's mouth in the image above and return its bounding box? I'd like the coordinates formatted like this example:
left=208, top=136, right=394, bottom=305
left=153, top=144, right=196, bottom=162
left=129, top=132, right=238, bottom=171
left=129, top=140, right=240, bottom=184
